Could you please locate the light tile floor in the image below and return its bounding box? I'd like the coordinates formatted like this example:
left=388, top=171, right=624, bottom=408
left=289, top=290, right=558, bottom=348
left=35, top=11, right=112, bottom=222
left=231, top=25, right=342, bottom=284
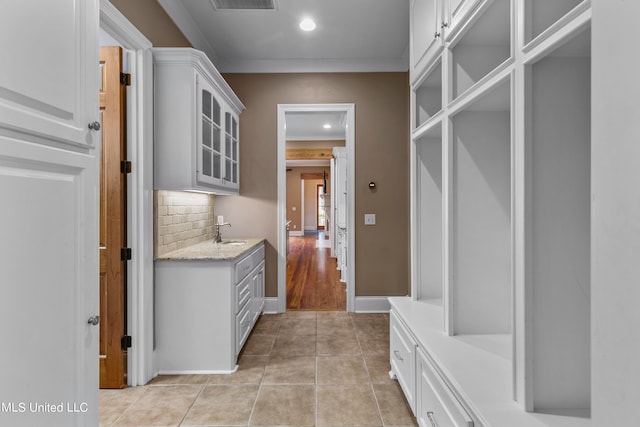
left=100, top=311, right=417, bottom=427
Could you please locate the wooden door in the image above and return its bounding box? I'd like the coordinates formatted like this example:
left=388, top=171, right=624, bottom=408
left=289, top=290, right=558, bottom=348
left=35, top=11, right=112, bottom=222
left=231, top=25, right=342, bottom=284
left=99, top=46, right=128, bottom=389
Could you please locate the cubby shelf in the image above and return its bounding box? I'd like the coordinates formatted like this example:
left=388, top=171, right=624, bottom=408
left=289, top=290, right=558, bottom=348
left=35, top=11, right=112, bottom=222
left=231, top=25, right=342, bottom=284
left=414, top=123, right=443, bottom=303
left=450, top=0, right=511, bottom=101
left=404, top=0, right=594, bottom=425
left=524, top=26, right=591, bottom=413
left=414, top=60, right=443, bottom=130
left=450, top=77, right=512, bottom=336
left=524, top=0, right=589, bottom=46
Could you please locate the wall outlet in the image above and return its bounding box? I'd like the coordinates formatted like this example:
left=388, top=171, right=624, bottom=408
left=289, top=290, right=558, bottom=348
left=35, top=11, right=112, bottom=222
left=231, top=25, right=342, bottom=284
left=364, top=213, right=376, bottom=225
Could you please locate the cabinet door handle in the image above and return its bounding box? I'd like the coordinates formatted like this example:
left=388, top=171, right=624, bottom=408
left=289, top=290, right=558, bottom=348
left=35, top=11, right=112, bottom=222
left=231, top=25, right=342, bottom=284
left=434, top=31, right=441, bottom=39
left=427, top=411, right=439, bottom=427
left=393, top=350, right=404, bottom=362
left=88, top=121, right=101, bottom=131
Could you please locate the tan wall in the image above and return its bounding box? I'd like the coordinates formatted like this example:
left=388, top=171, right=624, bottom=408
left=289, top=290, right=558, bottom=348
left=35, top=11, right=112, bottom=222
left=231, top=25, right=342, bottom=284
left=215, top=73, right=410, bottom=298
left=286, top=167, right=330, bottom=233
left=114, top=4, right=411, bottom=298
left=110, top=0, right=191, bottom=47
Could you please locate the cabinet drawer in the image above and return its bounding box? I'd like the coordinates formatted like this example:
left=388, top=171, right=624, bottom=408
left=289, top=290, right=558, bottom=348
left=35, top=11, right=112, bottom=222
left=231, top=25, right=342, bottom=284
left=235, top=253, right=254, bottom=283
left=417, top=348, right=473, bottom=427
left=235, top=302, right=252, bottom=354
left=390, top=310, right=417, bottom=413
left=235, top=275, right=251, bottom=313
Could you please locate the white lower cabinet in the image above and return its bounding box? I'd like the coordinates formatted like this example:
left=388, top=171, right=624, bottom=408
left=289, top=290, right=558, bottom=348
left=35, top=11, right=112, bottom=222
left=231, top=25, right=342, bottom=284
left=155, top=243, right=265, bottom=374
left=417, top=348, right=473, bottom=427
left=391, top=308, right=474, bottom=426
left=390, top=310, right=417, bottom=413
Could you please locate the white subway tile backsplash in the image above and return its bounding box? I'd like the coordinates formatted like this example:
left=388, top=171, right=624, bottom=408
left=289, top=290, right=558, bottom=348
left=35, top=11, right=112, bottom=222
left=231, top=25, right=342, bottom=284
left=154, top=190, right=216, bottom=257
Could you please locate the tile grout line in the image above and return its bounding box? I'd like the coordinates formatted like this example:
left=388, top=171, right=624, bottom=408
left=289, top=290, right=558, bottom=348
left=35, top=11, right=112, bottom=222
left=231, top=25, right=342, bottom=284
left=106, top=385, right=149, bottom=427
left=177, top=383, right=206, bottom=427
left=352, top=315, right=386, bottom=427
left=247, top=314, right=280, bottom=427
left=101, top=312, right=402, bottom=427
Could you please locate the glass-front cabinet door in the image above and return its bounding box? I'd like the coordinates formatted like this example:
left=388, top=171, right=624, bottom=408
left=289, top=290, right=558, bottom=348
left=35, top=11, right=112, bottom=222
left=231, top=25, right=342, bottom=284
left=153, top=48, right=244, bottom=194
left=224, top=112, right=239, bottom=186
left=197, top=75, right=223, bottom=186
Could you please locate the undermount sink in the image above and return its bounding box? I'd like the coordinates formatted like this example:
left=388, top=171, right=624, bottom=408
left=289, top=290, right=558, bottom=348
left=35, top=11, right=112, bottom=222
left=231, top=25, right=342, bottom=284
left=219, top=240, right=247, bottom=246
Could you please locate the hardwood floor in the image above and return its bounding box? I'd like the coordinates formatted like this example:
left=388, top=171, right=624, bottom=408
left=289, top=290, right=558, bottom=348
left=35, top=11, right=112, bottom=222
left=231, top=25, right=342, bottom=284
left=286, top=233, right=346, bottom=310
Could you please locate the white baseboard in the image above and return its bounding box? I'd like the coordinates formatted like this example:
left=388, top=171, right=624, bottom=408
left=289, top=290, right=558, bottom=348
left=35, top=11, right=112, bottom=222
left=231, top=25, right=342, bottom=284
left=263, top=297, right=281, bottom=313
left=289, top=231, right=304, bottom=237
left=354, top=296, right=391, bottom=313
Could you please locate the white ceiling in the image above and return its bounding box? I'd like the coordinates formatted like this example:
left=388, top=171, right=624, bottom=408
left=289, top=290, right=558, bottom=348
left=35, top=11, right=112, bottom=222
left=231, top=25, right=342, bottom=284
left=158, top=0, right=410, bottom=73
left=285, top=111, right=346, bottom=141
left=285, top=111, right=346, bottom=167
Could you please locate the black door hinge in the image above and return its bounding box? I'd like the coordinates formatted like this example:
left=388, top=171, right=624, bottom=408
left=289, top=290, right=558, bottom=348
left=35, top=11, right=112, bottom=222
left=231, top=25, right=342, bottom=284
left=121, top=160, right=132, bottom=174
left=120, top=73, right=131, bottom=86
left=121, top=335, right=132, bottom=349
left=121, top=248, right=132, bottom=261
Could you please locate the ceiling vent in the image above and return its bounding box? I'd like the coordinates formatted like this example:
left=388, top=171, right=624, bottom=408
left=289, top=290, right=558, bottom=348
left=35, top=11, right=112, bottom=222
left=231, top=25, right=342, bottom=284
left=211, top=0, right=276, bottom=10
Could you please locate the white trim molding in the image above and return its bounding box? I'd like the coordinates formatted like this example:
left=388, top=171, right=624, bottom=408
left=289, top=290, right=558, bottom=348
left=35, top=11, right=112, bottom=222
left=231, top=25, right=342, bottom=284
left=354, top=297, right=392, bottom=313
left=100, top=0, right=154, bottom=387
left=263, top=297, right=280, bottom=314
left=277, top=104, right=356, bottom=312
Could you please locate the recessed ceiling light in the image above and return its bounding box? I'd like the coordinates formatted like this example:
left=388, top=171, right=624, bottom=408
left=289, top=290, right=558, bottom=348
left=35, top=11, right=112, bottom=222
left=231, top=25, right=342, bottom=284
left=323, top=123, right=332, bottom=129
left=299, top=17, right=316, bottom=32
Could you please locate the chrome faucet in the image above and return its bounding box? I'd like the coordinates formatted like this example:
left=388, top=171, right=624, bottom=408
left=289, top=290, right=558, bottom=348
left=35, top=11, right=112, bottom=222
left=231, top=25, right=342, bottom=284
left=214, top=222, right=231, bottom=243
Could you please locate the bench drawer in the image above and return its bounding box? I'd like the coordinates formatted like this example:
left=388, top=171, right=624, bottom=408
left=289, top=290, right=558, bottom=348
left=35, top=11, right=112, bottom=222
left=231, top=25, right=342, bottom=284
left=390, top=310, right=417, bottom=413
left=417, top=348, right=473, bottom=427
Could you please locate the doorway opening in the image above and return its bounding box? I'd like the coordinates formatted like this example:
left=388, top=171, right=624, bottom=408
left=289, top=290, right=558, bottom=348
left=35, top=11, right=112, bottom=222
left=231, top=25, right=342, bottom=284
left=100, top=1, right=154, bottom=387
left=277, top=104, right=356, bottom=312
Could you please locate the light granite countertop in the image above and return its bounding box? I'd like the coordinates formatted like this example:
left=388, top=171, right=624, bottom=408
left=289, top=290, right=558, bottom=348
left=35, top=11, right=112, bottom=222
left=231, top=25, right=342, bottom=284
left=155, top=238, right=265, bottom=261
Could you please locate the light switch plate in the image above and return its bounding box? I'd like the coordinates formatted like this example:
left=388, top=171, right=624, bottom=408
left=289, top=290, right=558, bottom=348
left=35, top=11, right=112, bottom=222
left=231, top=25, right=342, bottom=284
left=364, top=213, right=376, bottom=225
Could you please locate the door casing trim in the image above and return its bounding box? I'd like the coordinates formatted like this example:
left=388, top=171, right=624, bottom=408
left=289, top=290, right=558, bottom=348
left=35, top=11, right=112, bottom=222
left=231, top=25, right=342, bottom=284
left=277, top=103, right=356, bottom=312
left=100, top=0, right=154, bottom=386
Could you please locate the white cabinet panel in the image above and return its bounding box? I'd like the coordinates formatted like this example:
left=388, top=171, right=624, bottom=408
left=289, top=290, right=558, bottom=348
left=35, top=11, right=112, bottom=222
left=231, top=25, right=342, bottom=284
left=0, top=0, right=99, bottom=425
left=417, top=348, right=473, bottom=427
left=445, top=0, right=486, bottom=42
left=0, top=0, right=99, bottom=150
left=411, top=0, right=443, bottom=79
left=156, top=243, right=265, bottom=373
left=0, top=138, right=99, bottom=426
left=390, top=310, right=417, bottom=413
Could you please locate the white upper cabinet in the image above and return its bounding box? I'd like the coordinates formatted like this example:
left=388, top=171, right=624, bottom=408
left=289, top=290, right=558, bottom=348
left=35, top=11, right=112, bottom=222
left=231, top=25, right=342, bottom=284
left=411, top=0, right=443, bottom=81
left=444, top=0, right=487, bottom=42
left=0, top=0, right=100, bottom=151
left=224, top=112, right=239, bottom=186
left=197, top=76, right=223, bottom=186
left=411, top=0, right=492, bottom=81
left=153, top=48, right=244, bottom=194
